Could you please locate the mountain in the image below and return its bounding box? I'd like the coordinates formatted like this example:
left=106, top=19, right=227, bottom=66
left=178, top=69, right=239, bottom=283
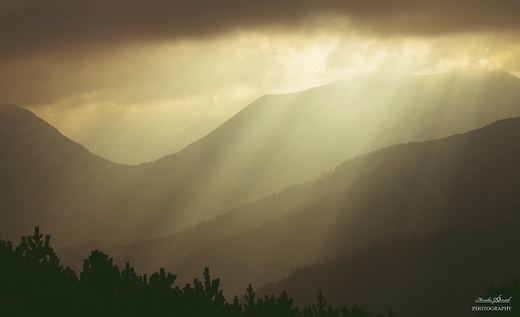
left=3, top=71, right=520, bottom=247
left=0, top=104, right=136, bottom=243
left=143, top=70, right=520, bottom=226
left=159, top=116, right=520, bottom=296
left=59, top=115, right=520, bottom=301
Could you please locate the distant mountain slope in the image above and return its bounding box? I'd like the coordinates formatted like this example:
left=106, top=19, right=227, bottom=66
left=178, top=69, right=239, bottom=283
left=3, top=70, right=520, bottom=247
left=144, top=71, right=520, bottom=226
left=157, top=116, right=520, bottom=296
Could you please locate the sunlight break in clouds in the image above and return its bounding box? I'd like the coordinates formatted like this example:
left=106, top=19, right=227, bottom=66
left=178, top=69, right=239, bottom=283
left=1, top=1, right=520, bottom=163
left=25, top=34, right=345, bottom=164
left=17, top=32, right=520, bottom=163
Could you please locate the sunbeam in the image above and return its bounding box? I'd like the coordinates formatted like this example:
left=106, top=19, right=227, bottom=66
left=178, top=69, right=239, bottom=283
left=3, top=1, right=520, bottom=315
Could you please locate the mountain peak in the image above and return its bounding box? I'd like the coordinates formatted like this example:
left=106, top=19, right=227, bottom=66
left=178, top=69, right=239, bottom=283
left=0, top=103, right=36, bottom=115
left=0, top=104, right=86, bottom=161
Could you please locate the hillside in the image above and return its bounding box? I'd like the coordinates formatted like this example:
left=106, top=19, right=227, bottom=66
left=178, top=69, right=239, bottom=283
left=0, top=104, right=140, bottom=244
left=59, top=116, right=520, bottom=300
left=258, top=216, right=520, bottom=317
left=143, top=70, right=520, bottom=225
left=162, top=116, right=520, bottom=296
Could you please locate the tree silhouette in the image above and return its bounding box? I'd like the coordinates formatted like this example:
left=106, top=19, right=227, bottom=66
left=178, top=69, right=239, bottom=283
left=0, top=227, right=79, bottom=316
left=0, top=227, right=396, bottom=316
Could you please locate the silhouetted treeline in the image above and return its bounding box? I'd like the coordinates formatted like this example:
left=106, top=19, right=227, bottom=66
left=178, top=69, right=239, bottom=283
left=0, top=227, right=395, bottom=317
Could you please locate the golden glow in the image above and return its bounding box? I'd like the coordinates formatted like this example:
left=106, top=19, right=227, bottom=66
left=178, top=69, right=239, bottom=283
left=7, top=30, right=520, bottom=164
left=3, top=1, right=520, bottom=302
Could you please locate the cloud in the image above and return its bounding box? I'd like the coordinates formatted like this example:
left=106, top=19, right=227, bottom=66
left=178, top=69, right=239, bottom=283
left=0, top=32, right=338, bottom=108
left=1, top=0, right=520, bottom=58
left=2, top=0, right=519, bottom=110
left=325, top=34, right=520, bottom=76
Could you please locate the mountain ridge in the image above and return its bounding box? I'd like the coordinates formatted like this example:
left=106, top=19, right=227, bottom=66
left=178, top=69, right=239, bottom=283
left=3, top=70, right=520, bottom=247
left=162, top=115, right=520, bottom=295
left=58, top=115, right=520, bottom=300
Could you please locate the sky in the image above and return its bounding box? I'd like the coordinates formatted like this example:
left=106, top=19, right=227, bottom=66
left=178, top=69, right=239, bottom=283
left=1, top=0, right=520, bottom=164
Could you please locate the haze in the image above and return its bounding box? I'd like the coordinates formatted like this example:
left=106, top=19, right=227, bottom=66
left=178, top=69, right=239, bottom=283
left=1, top=0, right=520, bottom=164
left=3, top=2, right=520, bottom=315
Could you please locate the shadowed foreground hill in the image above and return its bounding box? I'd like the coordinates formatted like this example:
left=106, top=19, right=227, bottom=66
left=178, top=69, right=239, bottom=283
left=258, top=217, right=520, bottom=317
left=3, top=71, right=520, bottom=246
left=60, top=116, right=520, bottom=301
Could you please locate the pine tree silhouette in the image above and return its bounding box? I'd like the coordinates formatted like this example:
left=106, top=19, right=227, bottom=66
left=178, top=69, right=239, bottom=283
left=0, top=227, right=397, bottom=316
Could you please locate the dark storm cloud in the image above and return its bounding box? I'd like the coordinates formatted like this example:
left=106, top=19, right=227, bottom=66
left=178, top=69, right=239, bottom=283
left=1, top=0, right=519, bottom=58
